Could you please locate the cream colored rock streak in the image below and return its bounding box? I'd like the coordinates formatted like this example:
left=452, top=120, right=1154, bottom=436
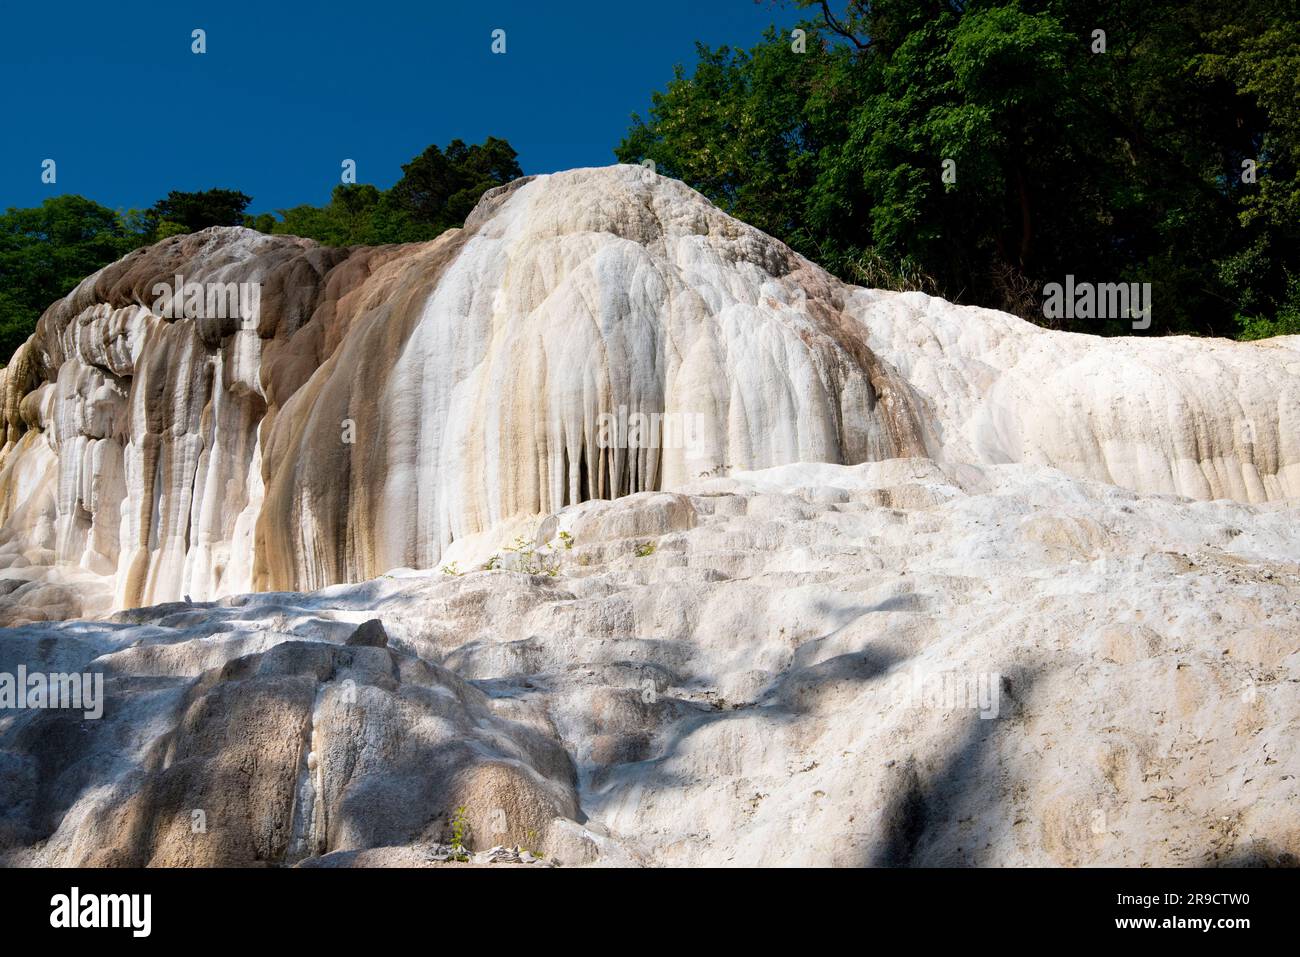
left=855, top=290, right=1300, bottom=501
left=352, top=170, right=912, bottom=576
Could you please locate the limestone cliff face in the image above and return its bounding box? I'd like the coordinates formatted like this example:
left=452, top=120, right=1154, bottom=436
left=0, top=166, right=1297, bottom=621
left=0, top=227, right=409, bottom=620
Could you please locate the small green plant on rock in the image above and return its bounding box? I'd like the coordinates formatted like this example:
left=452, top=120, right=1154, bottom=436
left=439, top=561, right=461, bottom=576
left=634, top=541, right=656, bottom=558
left=522, top=829, right=545, bottom=859
left=504, top=536, right=542, bottom=574
left=449, top=806, right=471, bottom=862
left=503, top=532, right=567, bottom=576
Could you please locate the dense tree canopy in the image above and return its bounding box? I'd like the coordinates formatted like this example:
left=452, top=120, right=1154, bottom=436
left=263, top=137, right=523, bottom=246
left=617, top=0, right=1300, bottom=337
left=0, top=196, right=144, bottom=358
left=390, top=137, right=523, bottom=235
left=148, top=188, right=253, bottom=237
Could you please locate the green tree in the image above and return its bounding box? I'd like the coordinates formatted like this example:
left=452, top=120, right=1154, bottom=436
left=388, top=136, right=523, bottom=237
left=147, top=188, right=253, bottom=235
left=0, top=196, right=149, bottom=359
left=252, top=137, right=523, bottom=247
left=1199, top=9, right=1300, bottom=337
left=618, top=32, right=861, bottom=263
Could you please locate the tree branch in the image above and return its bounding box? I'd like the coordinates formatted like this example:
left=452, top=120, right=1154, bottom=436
left=817, top=0, right=871, bottom=50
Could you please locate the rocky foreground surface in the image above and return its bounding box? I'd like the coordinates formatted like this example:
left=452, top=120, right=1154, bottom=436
left=2, top=459, right=1296, bottom=866
left=0, top=166, right=1296, bottom=866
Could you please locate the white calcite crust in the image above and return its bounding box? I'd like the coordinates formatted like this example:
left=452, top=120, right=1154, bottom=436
left=1, top=459, right=1295, bottom=866
left=0, top=167, right=1296, bottom=620
left=0, top=168, right=1296, bottom=867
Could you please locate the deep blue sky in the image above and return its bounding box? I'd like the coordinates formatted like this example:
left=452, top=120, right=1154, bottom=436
left=0, top=0, right=800, bottom=216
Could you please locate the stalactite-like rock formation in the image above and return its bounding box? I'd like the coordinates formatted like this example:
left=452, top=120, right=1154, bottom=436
left=0, top=166, right=1296, bottom=623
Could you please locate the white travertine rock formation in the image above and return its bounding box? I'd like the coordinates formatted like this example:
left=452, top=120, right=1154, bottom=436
left=0, top=165, right=1297, bottom=627
left=1, top=166, right=1297, bottom=869
left=2, top=459, right=1296, bottom=866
